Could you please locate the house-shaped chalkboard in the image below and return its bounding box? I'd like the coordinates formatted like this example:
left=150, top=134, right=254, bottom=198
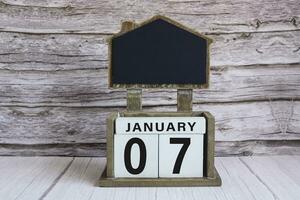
left=109, top=15, right=212, bottom=88
left=100, top=16, right=221, bottom=187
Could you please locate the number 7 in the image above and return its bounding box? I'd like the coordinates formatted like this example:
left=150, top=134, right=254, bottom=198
left=170, top=138, right=191, bottom=174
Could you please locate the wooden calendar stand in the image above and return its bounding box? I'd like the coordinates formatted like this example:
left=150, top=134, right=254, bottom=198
left=99, top=15, right=222, bottom=187
left=99, top=89, right=221, bottom=187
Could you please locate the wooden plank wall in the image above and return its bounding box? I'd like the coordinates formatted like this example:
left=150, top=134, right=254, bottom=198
left=0, top=0, right=299, bottom=156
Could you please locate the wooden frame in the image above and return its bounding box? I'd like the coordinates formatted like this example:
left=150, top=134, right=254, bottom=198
left=100, top=15, right=221, bottom=187
left=99, top=111, right=221, bottom=187
left=108, top=15, right=212, bottom=89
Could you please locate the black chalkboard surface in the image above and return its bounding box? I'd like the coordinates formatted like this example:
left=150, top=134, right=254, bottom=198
left=109, top=16, right=211, bottom=88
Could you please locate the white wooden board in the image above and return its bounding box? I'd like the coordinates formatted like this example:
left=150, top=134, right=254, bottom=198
left=241, top=156, right=300, bottom=200
left=0, top=157, right=72, bottom=200
left=0, top=156, right=296, bottom=200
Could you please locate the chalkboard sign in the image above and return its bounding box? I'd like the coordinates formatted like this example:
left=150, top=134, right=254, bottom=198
left=109, top=15, right=212, bottom=88
left=99, top=16, right=221, bottom=187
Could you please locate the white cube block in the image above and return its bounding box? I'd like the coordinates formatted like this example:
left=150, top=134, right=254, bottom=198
left=114, top=134, right=159, bottom=178
left=115, top=117, right=206, bottom=134
left=159, top=134, right=204, bottom=178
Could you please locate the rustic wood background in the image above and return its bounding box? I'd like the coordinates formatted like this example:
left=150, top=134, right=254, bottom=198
left=0, top=0, right=299, bottom=156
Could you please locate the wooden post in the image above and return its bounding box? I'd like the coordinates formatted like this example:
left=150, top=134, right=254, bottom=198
left=127, top=89, right=142, bottom=111
left=120, top=21, right=142, bottom=112
left=120, top=21, right=136, bottom=33
left=177, top=89, right=193, bottom=112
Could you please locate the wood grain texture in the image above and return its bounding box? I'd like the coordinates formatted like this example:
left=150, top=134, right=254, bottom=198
left=241, top=156, right=300, bottom=200
left=216, top=140, right=300, bottom=156
left=0, top=64, right=299, bottom=106
left=1, top=140, right=299, bottom=157
left=0, top=0, right=299, bottom=156
left=1, top=32, right=299, bottom=68
left=0, top=143, right=106, bottom=156
left=0, top=101, right=299, bottom=156
left=0, top=157, right=73, bottom=199
left=0, top=102, right=299, bottom=144
left=44, top=157, right=106, bottom=200
left=7, top=156, right=293, bottom=200
left=0, top=0, right=299, bottom=34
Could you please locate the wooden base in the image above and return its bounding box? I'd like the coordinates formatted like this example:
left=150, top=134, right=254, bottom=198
left=98, top=167, right=222, bottom=187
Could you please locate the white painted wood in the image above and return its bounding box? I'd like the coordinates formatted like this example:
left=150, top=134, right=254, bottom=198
left=159, top=134, right=204, bottom=178
left=241, top=156, right=300, bottom=200
left=44, top=157, right=105, bottom=200
left=0, top=156, right=292, bottom=199
left=271, top=156, right=300, bottom=184
left=114, top=134, right=159, bottom=178
left=0, top=157, right=72, bottom=200
left=115, top=117, right=206, bottom=134
left=13, top=157, right=73, bottom=200
left=154, top=157, right=276, bottom=200
left=213, top=157, right=276, bottom=200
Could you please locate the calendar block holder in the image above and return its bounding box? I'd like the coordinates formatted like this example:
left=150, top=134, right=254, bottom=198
left=99, top=89, right=221, bottom=187
left=99, top=16, right=221, bottom=187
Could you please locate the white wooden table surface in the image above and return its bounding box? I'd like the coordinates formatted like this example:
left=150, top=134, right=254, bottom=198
left=0, top=156, right=299, bottom=200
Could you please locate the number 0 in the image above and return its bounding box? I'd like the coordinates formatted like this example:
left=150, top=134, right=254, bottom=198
left=124, top=138, right=147, bottom=174
left=170, top=138, right=191, bottom=174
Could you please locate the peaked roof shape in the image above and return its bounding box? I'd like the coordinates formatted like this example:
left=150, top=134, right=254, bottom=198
left=109, top=15, right=212, bottom=89
left=111, top=15, right=213, bottom=43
